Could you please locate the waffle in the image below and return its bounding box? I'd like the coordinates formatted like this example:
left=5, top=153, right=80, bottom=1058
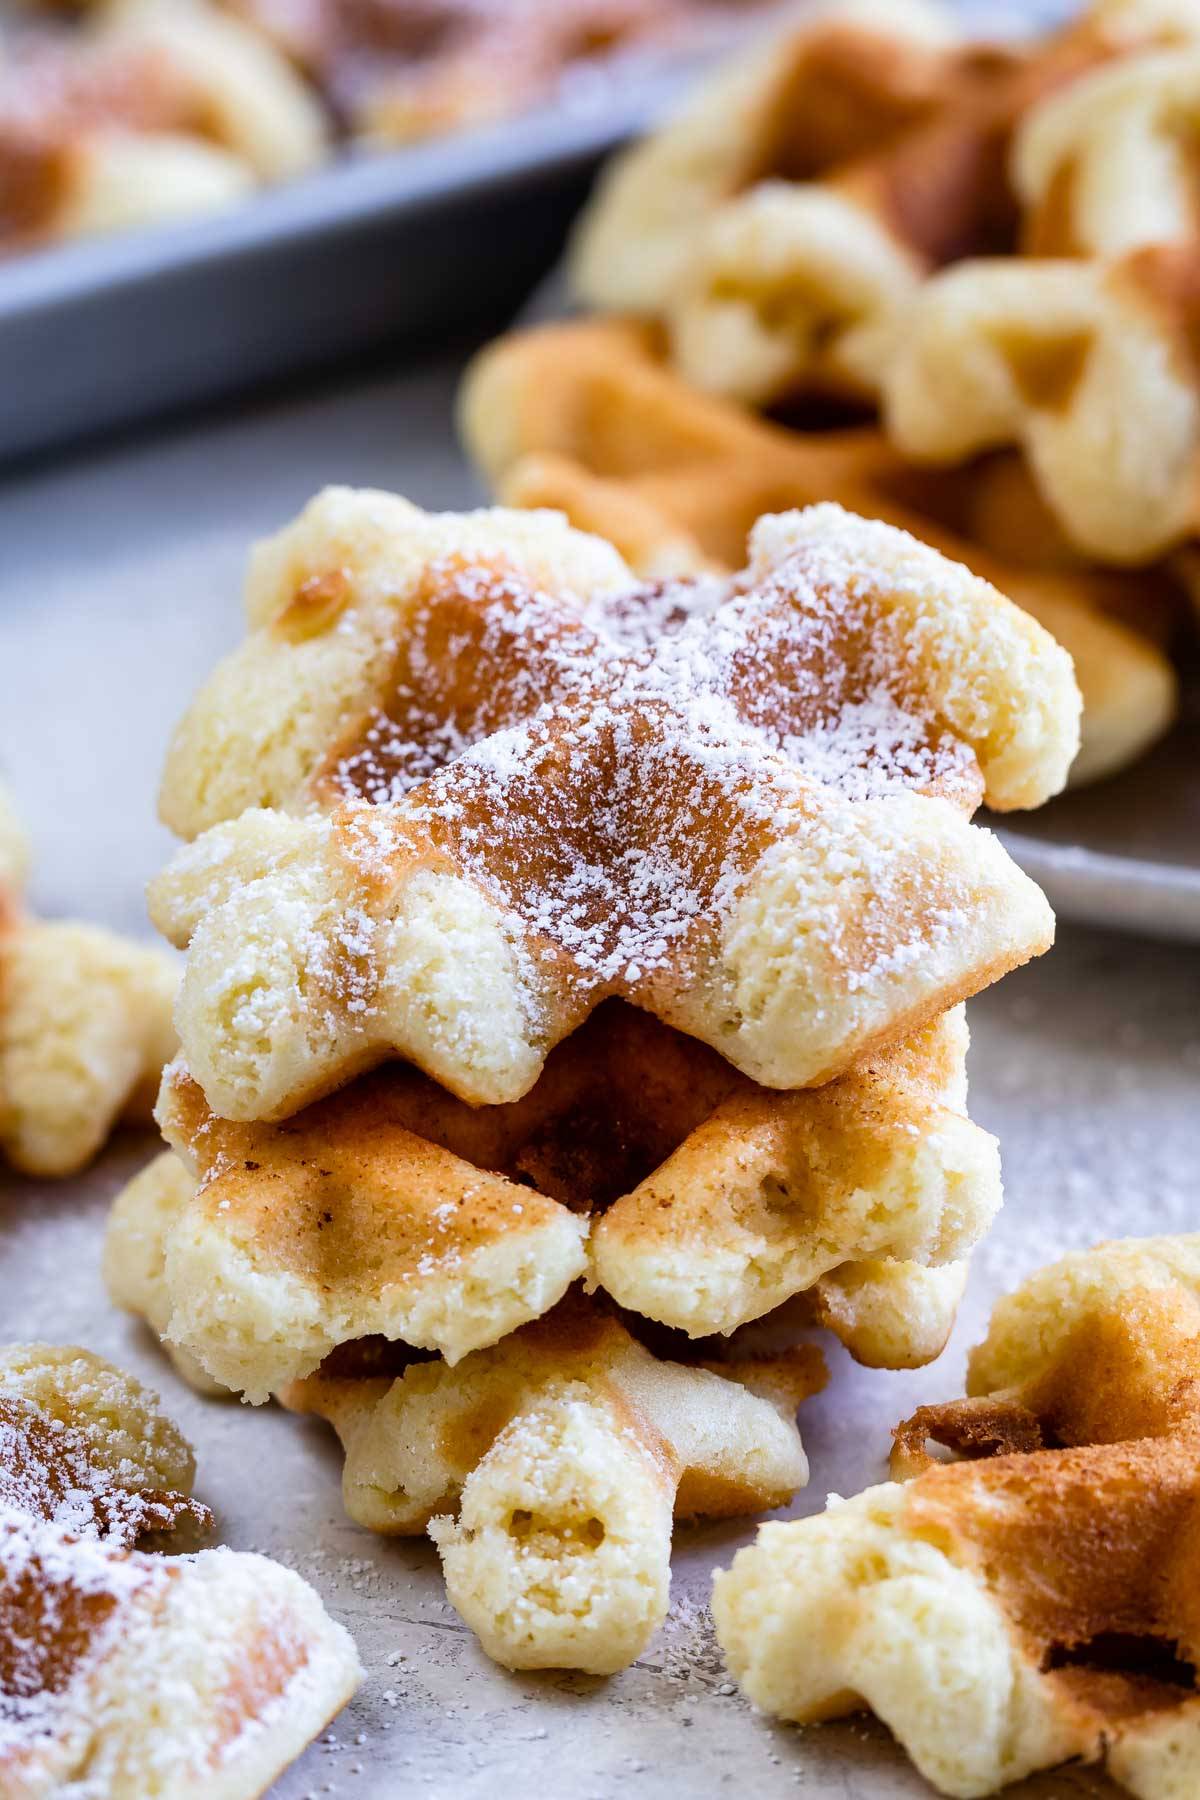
left=151, top=489, right=1067, bottom=1124
left=0, top=6, right=325, bottom=251
left=104, top=1000, right=999, bottom=1397
left=227, top=0, right=740, bottom=147
left=883, top=246, right=1200, bottom=566
left=0, top=783, right=30, bottom=907
left=0, top=916, right=178, bottom=1178
left=892, top=1232, right=1200, bottom=1477
left=279, top=1292, right=820, bottom=1673
left=567, top=0, right=1190, bottom=409
left=712, top=1234, right=1200, bottom=1796
left=0, top=1344, right=361, bottom=1798
left=0, top=1344, right=207, bottom=1545
left=461, top=317, right=1175, bottom=784
left=713, top=1433, right=1200, bottom=1799
left=0, top=789, right=178, bottom=1178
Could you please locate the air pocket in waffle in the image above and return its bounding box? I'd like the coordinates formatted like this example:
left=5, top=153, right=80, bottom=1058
left=279, top=1292, right=821, bottom=1674
left=0, top=1344, right=361, bottom=1798
left=104, top=1001, right=999, bottom=1399
left=151, top=490, right=1068, bottom=1124
left=0, top=787, right=178, bottom=1179
left=461, top=316, right=1175, bottom=784
left=714, top=1233, right=1200, bottom=1799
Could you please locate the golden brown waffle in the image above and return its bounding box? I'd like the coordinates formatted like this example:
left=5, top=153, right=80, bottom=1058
left=279, top=1292, right=821, bottom=1672
left=891, top=1232, right=1200, bottom=1477
left=105, top=1002, right=999, bottom=1397
left=461, top=316, right=1176, bottom=784
left=568, top=0, right=1181, bottom=408
left=0, top=788, right=178, bottom=1179
left=868, top=9, right=1200, bottom=564
left=713, top=1234, right=1200, bottom=1796
left=150, top=490, right=1069, bottom=1124
left=713, top=1432, right=1200, bottom=1799
left=0, top=9, right=325, bottom=252
left=0, top=1345, right=361, bottom=1797
left=883, top=244, right=1200, bottom=565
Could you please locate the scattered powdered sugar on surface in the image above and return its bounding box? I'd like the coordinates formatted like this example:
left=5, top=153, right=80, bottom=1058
left=327, top=542, right=980, bottom=990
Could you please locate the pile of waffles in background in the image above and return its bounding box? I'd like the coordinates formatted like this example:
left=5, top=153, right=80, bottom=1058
left=465, top=0, right=1200, bottom=802
left=0, top=0, right=794, bottom=255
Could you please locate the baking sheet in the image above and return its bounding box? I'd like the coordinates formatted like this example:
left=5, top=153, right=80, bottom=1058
left=0, top=66, right=690, bottom=468
left=2, top=346, right=1198, bottom=1796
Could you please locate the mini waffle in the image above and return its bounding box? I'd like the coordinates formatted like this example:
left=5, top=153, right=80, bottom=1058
left=105, top=1002, right=999, bottom=1397
left=713, top=1433, right=1200, bottom=1799
left=712, top=1234, right=1200, bottom=1796
left=0, top=6, right=325, bottom=252
left=279, top=1292, right=821, bottom=1673
left=882, top=246, right=1200, bottom=565
left=892, top=1232, right=1200, bottom=1477
left=461, top=316, right=1175, bottom=783
left=567, top=0, right=1184, bottom=409
left=0, top=1344, right=207, bottom=1545
left=0, top=791, right=178, bottom=1179
left=150, top=490, right=1068, bottom=1124
left=0, top=1345, right=361, bottom=1798
left=0, top=919, right=177, bottom=1179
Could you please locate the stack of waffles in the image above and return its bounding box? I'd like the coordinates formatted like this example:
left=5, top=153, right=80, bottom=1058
left=103, top=482, right=1082, bottom=1674
left=466, top=0, right=1200, bottom=792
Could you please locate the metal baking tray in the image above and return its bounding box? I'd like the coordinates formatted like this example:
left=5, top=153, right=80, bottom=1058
left=0, top=65, right=696, bottom=468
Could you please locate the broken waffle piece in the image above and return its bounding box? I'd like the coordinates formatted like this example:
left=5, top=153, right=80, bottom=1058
left=713, top=1433, right=1200, bottom=1799
left=461, top=316, right=1172, bottom=785
left=892, top=1232, right=1200, bottom=1477
left=106, top=1002, right=1000, bottom=1398
left=280, top=1295, right=821, bottom=1674
left=151, top=492, right=1065, bottom=1122
left=0, top=1344, right=361, bottom=1796
left=0, top=918, right=178, bottom=1178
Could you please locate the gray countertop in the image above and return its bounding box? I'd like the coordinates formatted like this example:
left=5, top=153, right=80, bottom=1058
left=2, top=347, right=1198, bottom=1799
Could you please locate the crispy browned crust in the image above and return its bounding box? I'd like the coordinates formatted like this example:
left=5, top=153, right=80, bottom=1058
left=890, top=1395, right=1046, bottom=1480
left=905, top=1428, right=1200, bottom=1729
left=893, top=1278, right=1200, bottom=1478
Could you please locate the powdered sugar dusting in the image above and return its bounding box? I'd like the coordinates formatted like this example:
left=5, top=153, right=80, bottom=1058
left=0, top=1399, right=207, bottom=1548
left=326, top=543, right=980, bottom=989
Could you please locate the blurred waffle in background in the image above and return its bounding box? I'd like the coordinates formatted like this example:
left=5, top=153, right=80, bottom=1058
left=0, top=0, right=808, bottom=254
